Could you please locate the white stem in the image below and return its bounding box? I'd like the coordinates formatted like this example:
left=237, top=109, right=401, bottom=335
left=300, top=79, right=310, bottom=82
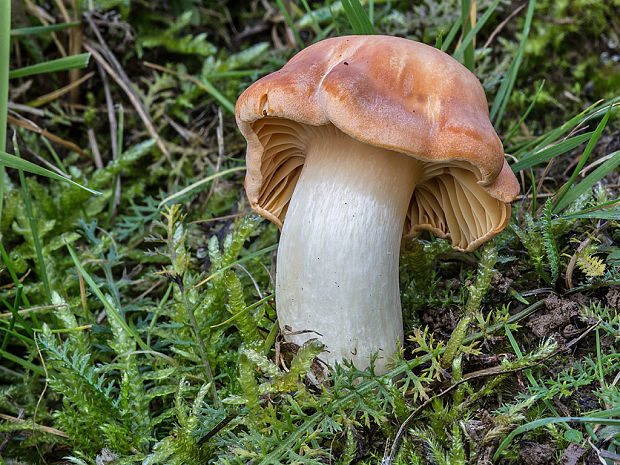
left=276, top=128, right=422, bottom=373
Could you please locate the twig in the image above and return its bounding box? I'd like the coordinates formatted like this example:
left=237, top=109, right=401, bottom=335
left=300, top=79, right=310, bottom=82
left=28, top=71, right=94, bottom=107
left=82, top=41, right=171, bottom=162
left=130, top=278, right=165, bottom=304
left=190, top=211, right=250, bottom=224
left=0, top=414, right=68, bottom=438
left=87, top=127, right=103, bottom=169
left=7, top=114, right=90, bottom=158
left=0, top=304, right=67, bottom=319
left=482, top=3, right=526, bottom=50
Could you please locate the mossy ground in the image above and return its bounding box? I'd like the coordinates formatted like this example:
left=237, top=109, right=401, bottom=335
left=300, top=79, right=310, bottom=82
left=0, top=1, right=619, bottom=464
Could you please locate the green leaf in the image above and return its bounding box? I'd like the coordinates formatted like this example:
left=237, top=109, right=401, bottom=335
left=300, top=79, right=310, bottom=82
left=0, top=348, right=45, bottom=376
left=10, top=22, right=80, bottom=36
left=555, top=150, right=620, bottom=213
left=490, top=0, right=536, bottom=127
left=159, top=166, right=246, bottom=207
left=341, top=0, right=375, bottom=34
left=441, top=10, right=465, bottom=52
left=453, top=0, right=502, bottom=63
left=275, top=0, right=304, bottom=47
left=510, top=132, right=593, bottom=172
left=0, top=0, right=10, bottom=225
left=66, top=244, right=151, bottom=352
left=494, top=416, right=620, bottom=460
left=504, top=80, right=545, bottom=146
left=560, top=198, right=620, bottom=220
left=9, top=53, right=90, bottom=79
left=553, top=104, right=615, bottom=213
left=0, top=149, right=100, bottom=195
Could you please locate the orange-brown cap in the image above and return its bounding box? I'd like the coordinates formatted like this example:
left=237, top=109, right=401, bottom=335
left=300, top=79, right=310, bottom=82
left=236, top=35, right=520, bottom=252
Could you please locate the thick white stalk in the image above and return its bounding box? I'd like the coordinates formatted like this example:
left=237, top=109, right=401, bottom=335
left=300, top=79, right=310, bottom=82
left=276, top=128, right=422, bottom=373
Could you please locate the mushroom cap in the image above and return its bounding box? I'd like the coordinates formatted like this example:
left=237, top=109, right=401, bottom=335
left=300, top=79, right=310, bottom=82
left=236, top=35, right=520, bottom=252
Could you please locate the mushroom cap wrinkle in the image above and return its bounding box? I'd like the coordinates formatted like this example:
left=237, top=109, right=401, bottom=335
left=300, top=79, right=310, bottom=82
left=236, top=34, right=519, bottom=251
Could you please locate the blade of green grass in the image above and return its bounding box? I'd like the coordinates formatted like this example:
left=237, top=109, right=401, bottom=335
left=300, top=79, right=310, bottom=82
left=560, top=198, right=620, bottom=220
left=514, top=99, right=619, bottom=158
left=504, top=80, right=545, bottom=146
left=529, top=168, right=537, bottom=213
left=159, top=166, right=246, bottom=207
left=9, top=53, right=90, bottom=79
left=509, top=101, right=602, bottom=159
left=453, top=0, right=502, bottom=64
left=299, top=0, right=323, bottom=35
left=67, top=244, right=152, bottom=352
left=435, top=33, right=443, bottom=49
left=553, top=103, right=614, bottom=213
left=341, top=0, right=375, bottom=34
left=10, top=21, right=80, bottom=36
left=490, top=0, right=536, bottom=128
left=494, top=416, right=620, bottom=460
left=0, top=323, right=35, bottom=346
left=441, top=10, right=466, bottom=52
left=275, top=0, right=304, bottom=48
left=41, top=136, right=68, bottom=175
left=555, top=150, right=620, bottom=213
left=504, top=324, right=579, bottom=438
left=14, top=135, right=52, bottom=303
left=0, top=0, right=10, bottom=232
left=0, top=347, right=44, bottom=376
left=510, top=131, right=593, bottom=172
left=459, top=0, right=474, bottom=70
left=0, top=149, right=100, bottom=194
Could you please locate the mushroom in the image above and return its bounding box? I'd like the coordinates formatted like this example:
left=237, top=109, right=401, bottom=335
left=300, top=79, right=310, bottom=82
left=235, top=35, right=519, bottom=374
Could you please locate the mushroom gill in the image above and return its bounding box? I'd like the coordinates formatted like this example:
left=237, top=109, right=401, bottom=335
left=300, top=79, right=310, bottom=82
left=405, top=166, right=511, bottom=252
left=251, top=117, right=307, bottom=222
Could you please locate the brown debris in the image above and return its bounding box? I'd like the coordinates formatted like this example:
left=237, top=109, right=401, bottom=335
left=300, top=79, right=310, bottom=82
left=526, top=294, right=583, bottom=338
left=519, top=440, right=556, bottom=465
left=560, top=443, right=587, bottom=465
left=605, top=286, right=620, bottom=309
left=491, top=271, right=513, bottom=293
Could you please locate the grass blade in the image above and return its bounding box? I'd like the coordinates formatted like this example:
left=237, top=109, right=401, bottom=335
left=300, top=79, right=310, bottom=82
left=490, top=0, right=536, bottom=127
left=441, top=10, right=465, bottom=52
left=0, top=347, right=45, bottom=376
left=275, top=0, right=304, bottom=48
left=10, top=21, right=80, bottom=37
left=66, top=244, right=151, bottom=352
left=504, top=80, right=545, bottom=146
left=341, top=0, right=375, bottom=34
left=159, top=166, right=246, bottom=207
left=459, top=0, right=474, bottom=70
left=14, top=135, right=52, bottom=302
left=494, top=416, right=620, bottom=460
left=453, top=0, right=502, bottom=64
left=555, top=150, right=620, bottom=213
left=0, top=0, right=10, bottom=230
left=553, top=103, right=614, bottom=212
left=0, top=149, right=101, bottom=195
left=560, top=199, right=620, bottom=220
left=9, top=53, right=90, bottom=79
left=143, top=61, right=235, bottom=115
left=510, top=132, right=593, bottom=172
left=299, top=0, right=323, bottom=35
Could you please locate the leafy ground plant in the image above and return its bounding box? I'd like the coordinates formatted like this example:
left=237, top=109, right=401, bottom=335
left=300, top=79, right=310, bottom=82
left=0, top=0, right=619, bottom=464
